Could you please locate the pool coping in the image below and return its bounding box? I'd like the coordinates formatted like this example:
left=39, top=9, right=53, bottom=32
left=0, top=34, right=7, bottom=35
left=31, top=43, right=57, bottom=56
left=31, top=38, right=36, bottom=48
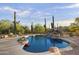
left=61, top=37, right=78, bottom=48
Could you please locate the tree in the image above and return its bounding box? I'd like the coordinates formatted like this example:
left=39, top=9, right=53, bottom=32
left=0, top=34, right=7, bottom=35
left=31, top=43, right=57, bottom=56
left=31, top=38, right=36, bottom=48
left=34, top=24, right=45, bottom=33
left=0, top=19, right=31, bottom=35
left=69, top=18, right=79, bottom=32
left=23, top=26, right=31, bottom=34
left=16, top=23, right=25, bottom=35
left=75, top=17, right=79, bottom=26
left=68, top=26, right=79, bottom=32
left=0, top=20, right=12, bottom=34
left=68, top=18, right=79, bottom=36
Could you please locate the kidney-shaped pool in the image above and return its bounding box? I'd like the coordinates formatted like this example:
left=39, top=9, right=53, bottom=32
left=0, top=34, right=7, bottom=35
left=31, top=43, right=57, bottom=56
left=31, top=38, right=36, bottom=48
left=23, top=35, right=70, bottom=53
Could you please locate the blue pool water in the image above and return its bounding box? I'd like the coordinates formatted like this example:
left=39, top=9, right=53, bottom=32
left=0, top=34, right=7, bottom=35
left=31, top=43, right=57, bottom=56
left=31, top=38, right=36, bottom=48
left=23, top=35, right=69, bottom=53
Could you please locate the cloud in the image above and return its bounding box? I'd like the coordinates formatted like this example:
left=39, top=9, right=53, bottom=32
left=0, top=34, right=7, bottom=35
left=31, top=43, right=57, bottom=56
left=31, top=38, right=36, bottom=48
left=59, top=3, right=79, bottom=9
left=0, top=6, right=50, bottom=18
left=31, top=11, right=51, bottom=19
left=0, top=6, right=19, bottom=12
left=17, top=10, right=31, bottom=16
left=55, top=19, right=74, bottom=26
left=61, top=4, right=79, bottom=8
left=0, top=6, right=31, bottom=17
left=49, top=3, right=79, bottom=10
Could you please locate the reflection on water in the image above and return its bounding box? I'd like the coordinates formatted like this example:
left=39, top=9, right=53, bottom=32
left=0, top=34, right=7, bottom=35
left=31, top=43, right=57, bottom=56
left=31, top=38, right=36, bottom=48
left=23, top=35, right=69, bottom=53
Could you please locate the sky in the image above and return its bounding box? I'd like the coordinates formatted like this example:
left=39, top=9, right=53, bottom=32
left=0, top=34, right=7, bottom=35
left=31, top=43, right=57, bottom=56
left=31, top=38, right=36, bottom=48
left=0, top=3, right=79, bottom=27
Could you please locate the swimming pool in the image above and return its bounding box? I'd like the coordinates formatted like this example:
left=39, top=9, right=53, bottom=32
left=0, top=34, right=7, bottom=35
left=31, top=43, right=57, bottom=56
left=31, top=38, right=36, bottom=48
left=23, top=35, right=70, bottom=53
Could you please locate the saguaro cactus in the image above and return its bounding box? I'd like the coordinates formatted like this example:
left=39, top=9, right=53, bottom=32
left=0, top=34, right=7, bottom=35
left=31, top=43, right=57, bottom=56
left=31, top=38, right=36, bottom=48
left=51, top=16, right=54, bottom=31
left=31, top=22, right=34, bottom=33
left=13, top=11, right=16, bottom=34
left=44, top=18, right=47, bottom=32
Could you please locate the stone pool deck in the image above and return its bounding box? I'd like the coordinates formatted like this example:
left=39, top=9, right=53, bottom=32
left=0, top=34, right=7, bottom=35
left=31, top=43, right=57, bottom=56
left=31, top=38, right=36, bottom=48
left=0, top=36, right=79, bottom=55
left=0, top=38, right=54, bottom=55
left=61, top=36, right=79, bottom=55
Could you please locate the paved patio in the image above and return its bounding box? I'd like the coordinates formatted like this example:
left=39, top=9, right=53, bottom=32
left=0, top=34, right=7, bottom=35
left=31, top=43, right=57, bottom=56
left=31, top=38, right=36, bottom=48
left=0, top=38, right=53, bottom=55
left=61, top=37, right=79, bottom=55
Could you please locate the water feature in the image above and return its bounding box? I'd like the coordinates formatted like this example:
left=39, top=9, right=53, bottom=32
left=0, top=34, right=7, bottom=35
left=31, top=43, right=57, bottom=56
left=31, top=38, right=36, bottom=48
left=23, top=35, right=70, bottom=53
